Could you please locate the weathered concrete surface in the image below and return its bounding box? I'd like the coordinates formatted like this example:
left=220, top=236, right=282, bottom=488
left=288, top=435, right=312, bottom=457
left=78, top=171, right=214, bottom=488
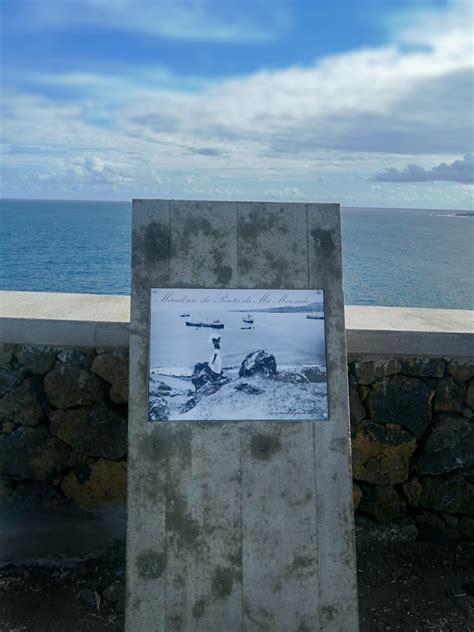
left=346, top=305, right=474, bottom=358
left=126, top=200, right=359, bottom=631
left=0, top=291, right=129, bottom=347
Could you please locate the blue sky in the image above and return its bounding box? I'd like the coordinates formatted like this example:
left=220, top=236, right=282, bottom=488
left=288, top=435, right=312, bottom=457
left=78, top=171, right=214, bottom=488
left=1, top=0, right=473, bottom=208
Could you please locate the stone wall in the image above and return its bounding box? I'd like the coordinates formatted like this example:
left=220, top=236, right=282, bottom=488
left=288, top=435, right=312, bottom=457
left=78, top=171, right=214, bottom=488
left=0, top=344, right=128, bottom=511
left=1, top=343, right=473, bottom=544
left=349, top=356, right=474, bottom=543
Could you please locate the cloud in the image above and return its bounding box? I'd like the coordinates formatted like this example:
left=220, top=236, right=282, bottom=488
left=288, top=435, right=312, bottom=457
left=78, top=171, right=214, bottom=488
left=186, top=147, right=225, bottom=157
left=84, top=156, right=106, bottom=175
left=117, top=28, right=473, bottom=159
left=373, top=154, right=474, bottom=184
left=16, top=0, right=287, bottom=43
left=81, top=156, right=132, bottom=185
left=1, top=0, right=473, bottom=208
left=263, top=186, right=304, bottom=201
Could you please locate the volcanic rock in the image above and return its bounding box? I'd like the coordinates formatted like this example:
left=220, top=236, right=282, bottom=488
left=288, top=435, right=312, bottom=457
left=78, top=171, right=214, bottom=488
left=352, top=422, right=417, bottom=485
left=352, top=359, right=401, bottom=386
left=400, top=358, right=445, bottom=378
left=0, top=377, right=44, bottom=426
left=417, top=413, right=474, bottom=475
left=45, top=362, right=107, bottom=409
left=367, top=375, right=434, bottom=438
left=0, top=426, right=70, bottom=480
left=434, top=376, right=466, bottom=413
left=92, top=353, right=129, bottom=404
left=360, top=485, right=406, bottom=524
left=447, top=360, right=474, bottom=382
left=191, top=362, right=221, bottom=390
left=420, top=475, right=474, bottom=515
left=239, top=350, right=277, bottom=378
left=149, top=396, right=170, bottom=421
left=0, top=366, right=28, bottom=397
left=60, top=458, right=127, bottom=508
left=50, top=403, right=127, bottom=459
left=15, top=344, right=57, bottom=375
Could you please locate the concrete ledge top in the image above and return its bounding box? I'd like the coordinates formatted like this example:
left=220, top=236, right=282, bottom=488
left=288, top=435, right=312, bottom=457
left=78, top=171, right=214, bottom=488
left=346, top=304, right=473, bottom=333
left=0, top=291, right=130, bottom=323
left=1, top=291, right=473, bottom=357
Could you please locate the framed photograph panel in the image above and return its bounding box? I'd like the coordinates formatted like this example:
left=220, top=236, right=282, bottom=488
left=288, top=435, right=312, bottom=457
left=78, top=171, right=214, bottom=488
left=148, top=288, right=328, bottom=421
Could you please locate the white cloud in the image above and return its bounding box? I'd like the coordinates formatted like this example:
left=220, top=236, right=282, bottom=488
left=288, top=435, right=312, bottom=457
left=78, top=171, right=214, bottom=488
left=84, top=156, right=105, bottom=175
left=2, top=0, right=473, bottom=208
left=113, top=3, right=473, bottom=160
left=373, top=154, right=474, bottom=184
left=263, top=186, right=304, bottom=201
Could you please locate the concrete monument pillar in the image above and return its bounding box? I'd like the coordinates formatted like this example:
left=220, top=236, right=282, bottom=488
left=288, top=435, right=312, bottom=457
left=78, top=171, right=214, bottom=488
left=126, top=200, right=358, bottom=631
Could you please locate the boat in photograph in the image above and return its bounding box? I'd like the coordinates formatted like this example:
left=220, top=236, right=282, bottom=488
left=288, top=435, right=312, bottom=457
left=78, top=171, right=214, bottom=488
left=180, top=313, right=190, bottom=317
left=242, top=314, right=254, bottom=324
left=185, top=319, right=225, bottom=329
left=306, top=313, right=324, bottom=320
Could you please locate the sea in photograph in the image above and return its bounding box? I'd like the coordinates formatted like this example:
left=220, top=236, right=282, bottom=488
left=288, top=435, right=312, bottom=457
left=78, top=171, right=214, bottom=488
left=0, top=198, right=473, bottom=309
left=150, top=310, right=326, bottom=373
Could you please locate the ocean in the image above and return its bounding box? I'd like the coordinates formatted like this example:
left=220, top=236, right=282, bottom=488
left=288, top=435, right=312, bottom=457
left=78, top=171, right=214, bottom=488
left=0, top=199, right=472, bottom=309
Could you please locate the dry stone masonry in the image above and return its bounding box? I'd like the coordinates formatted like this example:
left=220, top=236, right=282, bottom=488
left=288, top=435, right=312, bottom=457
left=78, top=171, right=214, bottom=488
left=0, top=343, right=473, bottom=544
left=0, top=344, right=128, bottom=508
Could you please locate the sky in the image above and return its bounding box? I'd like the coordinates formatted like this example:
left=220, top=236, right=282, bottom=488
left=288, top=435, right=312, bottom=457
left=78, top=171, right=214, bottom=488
left=1, top=0, right=473, bottom=209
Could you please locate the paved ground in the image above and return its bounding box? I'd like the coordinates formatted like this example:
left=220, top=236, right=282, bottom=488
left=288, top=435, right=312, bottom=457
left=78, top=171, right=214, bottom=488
left=0, top=536, right=473, bottom=631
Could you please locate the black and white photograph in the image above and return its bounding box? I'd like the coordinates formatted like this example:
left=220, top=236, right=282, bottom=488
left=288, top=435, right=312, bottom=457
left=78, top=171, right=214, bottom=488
left=148, top=288, right=328, bottom=421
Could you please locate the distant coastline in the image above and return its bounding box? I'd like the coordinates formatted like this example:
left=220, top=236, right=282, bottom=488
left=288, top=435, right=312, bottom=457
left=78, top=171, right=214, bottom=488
left=230, top=302, right=324, bottom=314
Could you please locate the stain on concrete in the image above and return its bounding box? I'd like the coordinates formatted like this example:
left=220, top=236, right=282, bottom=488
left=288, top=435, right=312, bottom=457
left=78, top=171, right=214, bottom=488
left=230, top=470, right=242, bottom=485
left=330, top=437, right=348, bottom=454
left=310, top=226, right=343, bottom=285
left=143, top=470, right=163, bottom=504
left=217, top=264, right=233, bottom=286
left=136, top=549, right=167, bottom=580
left=321, top=604, right=337, bottom=622
left=131, top=597, right=141, bottom=610
left=243, top=604, right=273, bottom=631
left=250, top=433, right=282, bottom=461
left=238, top=256, right=252, bottom=277
left=211, top=249, right=234, bottom=286
left=173, top=216, right=220, bottom=255
left=239, top=208, right=286, bottom=245
left=262, top=249, right=290, bottom=286
left=297, top=621, right=312, bottom=632
left=139, top=431, right=168, bottom=463
left=285, top=554, right=314, bottom=580
left=140, top=427, right=192, bottom=464
left=272, top=578, right=282, bottom=594
left=192, top=597, right=208, bottom=619
left=310, top=228, right=335, bottom=256
left=174, top=575, right=185, bottom=590
left=166, top=491, right=202, bottom=550
left=238, top=205, right=308, bottom=287
left=171, top=210, right=236, bottom=286
left=227, top=544, right=243, bottom=572
left=211, top=566, right=234, bottom=598
left=167, top=611, right=183, bottom=630
left=134, top=221, right=169, bottom=266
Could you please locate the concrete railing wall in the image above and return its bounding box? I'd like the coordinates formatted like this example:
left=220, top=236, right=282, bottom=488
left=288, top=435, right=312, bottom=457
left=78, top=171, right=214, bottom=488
left=0, top=291, right=473, bottom=559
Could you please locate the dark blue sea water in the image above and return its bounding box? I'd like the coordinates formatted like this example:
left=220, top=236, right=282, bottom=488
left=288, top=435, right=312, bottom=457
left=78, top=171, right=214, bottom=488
left=0, top=199, right=473, bottom=309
